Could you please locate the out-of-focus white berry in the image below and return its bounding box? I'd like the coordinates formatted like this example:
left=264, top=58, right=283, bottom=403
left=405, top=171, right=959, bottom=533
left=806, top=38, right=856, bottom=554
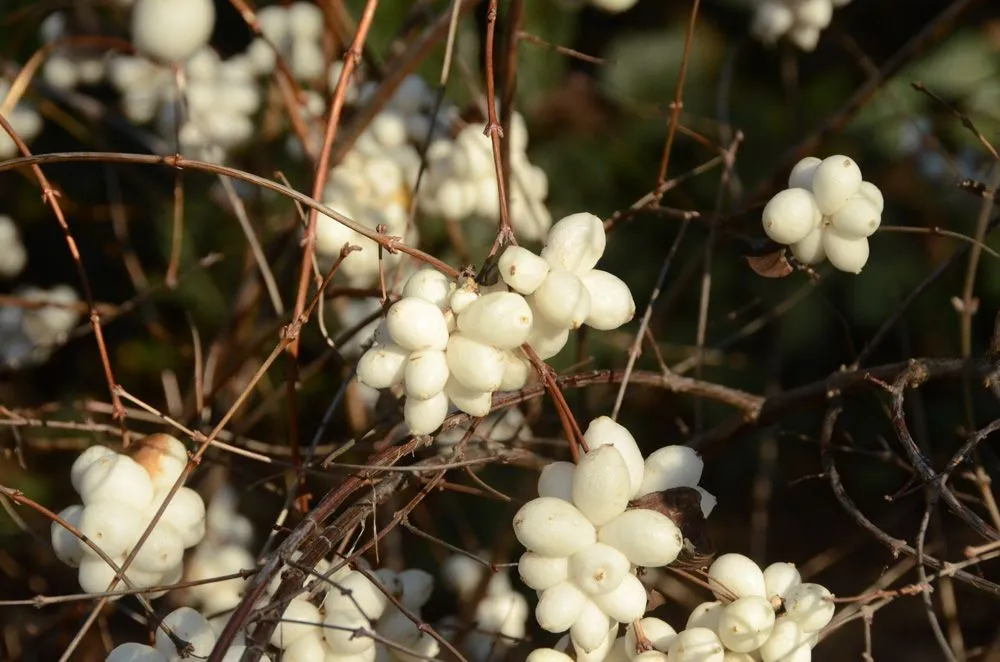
left=403, top=349, right=449, bottom=400
left=626, top=617, right=677, bottom=654
left=571, top=600, right=612, bottom=652
left=404, top=390, right=449, bottom=434
left=446, top=333, right=505, bottom=392
left=666, top=627, right=725, bottom=662
left=822, top=228, right=869, bottom=273
left=811, top=155, right=862, bottom=215
left=542, top=212, right=606, bottom=275
left=790, top=227, right=826, bottom=265
left=155, top=607, right=217, bottom=658
left=759, top=618, right=811, bottom=662
left=323, top=607, right=374, bottom=654
left=795, top=0, right=834, bottom=29
left=325, top=570, right=389, bottom=620
left=788, top=25, right=821, bottom=52
left=687, top=600, right=724, bottom=631
left=387, top=298, right=450, bottom=351
left=457, top=292, right=533, bottom=350
left=764, top=562, right=802, bottom=601
left=589, top=0, right=640, bottom=13
left=402, top=269, right=454, bottom=309
left=538, top=461, right=575, bottom=502
left=287, top=1, right=323, bottom=40
left=519, top=552, right=569, bottom=591
left=442, top=377, right=492, bottom=417
left=761, top=188, right=821, bottom=245
left=281, top=631, right=328, bottom=662
left=572, top=446, right=631, bottom=526
left=709, top=554, right=766, bottom=600
left=357, top=343, right=408, bottom=390
left=782, top=583, right=835, bottom=632
left=529, top=270, right=591, bottom=330
left=597, top=509, right=683, bottom=568
left=582, top=417, right=645, bottom=498
left=788, top=157, right=822, bottom=190
left=0, top=215, right=27, bottom=278
left=498, top=246, right=551, bottom=295
left=637, top=445, right=704, bottom=496
left=131, top=0, right=215, bottom=63
left=752, top=2, right=795, bottom=44
left=569, top=542, right=630, bottom=595
left=513, top=497, right=597, bottom=557
left=51, top=505, right=86, bottom=567
left=830, top=194, right=880, bottom=238
left=536, top=581, right=587, bottom=633
left=858, top=181, right=884, bottom=213
left=590, top=572, right=647, bottom=623
left=269, top=598, right=322, bottom=648
left=106, top=643, right=168, bottom=662
left=718, top=596, right=776, bottom=653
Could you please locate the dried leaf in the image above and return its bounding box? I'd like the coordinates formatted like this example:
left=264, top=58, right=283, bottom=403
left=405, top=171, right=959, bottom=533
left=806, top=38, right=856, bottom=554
left=747, top=250, right=793, bottom=278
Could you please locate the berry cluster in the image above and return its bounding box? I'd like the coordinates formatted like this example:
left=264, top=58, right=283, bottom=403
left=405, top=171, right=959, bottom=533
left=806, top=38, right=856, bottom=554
left=751, top=0, right=853, bottom=52
left=40, top=13, right=108, bottom=91
left=762, top=155, right=883, bottom=274
left=0, top=77, right=43, bottom=158
left=1, top=284, right=82, bottom=369
left=418, top=115, right=553, bottom=240
left=356, top=212, right=635, bottom=435
left=105, top=607, right=268, bottom=662
left=50, top=435, right=205, bottom=597
left=515, top=417, right=715, bottom=655
left=247, top=2, right=329, bottom=83
left=267, top=557, right=438, bottom=662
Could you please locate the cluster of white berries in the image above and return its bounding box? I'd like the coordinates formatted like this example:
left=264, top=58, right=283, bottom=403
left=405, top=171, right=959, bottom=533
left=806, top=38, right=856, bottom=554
left=39, top=12, right=108, bottom=91
left=0, top=284, right=82, bottom=369
left=0, top=77, right=43, bottom=159
left=314, top=111, right=422, bottom=287
left=0, top=215, right=27, bottom=279
left=762, top=154, right=882, bottom=274
left=268, top=557, right=438, bottom=662
left=50, top=435, right=206, bottom=597
left=183, top=485, right=256, bottom=629
left=436, top=407, right=533, bottom=455
left=418, top=114, right=553, bottom=241
left=751, top=0, right=853, bottom=52
left=247, top=2, right=328, bottom=82
left=439, top=553, right=530, bottom=661
left=106, top=606, right=269, bottom=662
left=517, top=417, right=715, bottom=656
left=355, top=212, right=635, bottom=435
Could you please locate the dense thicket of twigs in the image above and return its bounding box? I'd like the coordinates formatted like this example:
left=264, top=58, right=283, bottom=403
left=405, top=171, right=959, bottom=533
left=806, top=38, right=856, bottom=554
left=1, top=1, right=1000, bottom=661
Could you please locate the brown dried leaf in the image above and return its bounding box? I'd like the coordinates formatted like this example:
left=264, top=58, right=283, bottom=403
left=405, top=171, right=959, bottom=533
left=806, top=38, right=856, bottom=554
left=747, top=250, right=793, bottom=278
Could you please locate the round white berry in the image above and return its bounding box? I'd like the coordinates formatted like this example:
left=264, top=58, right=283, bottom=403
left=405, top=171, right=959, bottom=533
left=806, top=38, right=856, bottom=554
left=529, top=270, right=591, bottom=330
left=403, top=349, right=449, bottom=400
left=782, top=583, right=835, bottom=632
left=155, top=607, right=216, bottom=659
left=322, top=608, right=375, bottom=655
left=128, top=434, right=187, bottom=491
left=79, top=501, right=143, bottom=559
left=536, top=581, right=587, bottom=633
left=763, top=562, right=802, bottom=601
left=457, top=291, right=534, bottom=350
left=666, top=627, right=725, bottom=662
left=51, top=505, right=86, bottom=568
left=858, top=181, right=884, bottom=213
left=582, top=417, right=645, bottom=498
left=131, top=0, right=215, bottom=63
left=590, top=572, right=647, bottom=623
left=397, top=568, right=434, bottom=610
left=580, top=270, right=636, bottom=330
left=687, top=600, right=724, bottom=631
left=269, top=598, right=322, bottom=648
left=446, top=333, right=505, bottom=392
left=519, top=552, right=570, bottom=591
left=144, top=487, right=206, bottom=548
left=75, top=451, right=154, bottom=507
left=597, top=509, right=683, bottom=568
left=752, top=1, right=794, bottom=43
left=538, top=461, right=575, bottom=502
left=526, top=314, right=570, bottom=360
left=499, top=349, right=532, bottom=391
left=542, top=212, right=606, bottom=275
left=527, top=649, right=574, bottom=662
left=788, top=156, right=822, bottom=190
left=356, top=343, right=408, bottom=389
left=450, top=281, right=480, bottom=314
left=759, top=618, right=811, bottom=662
left=569, top=542, right=630, bottom=595
left=572, top=446, right=631, bottom=526
left=626, top=617, right=677, bottom=654
left=830, top=194, right=881, bottom=239
left=709, top=554, right=766, bottom=600
left=499, top=246, right=551, bottom=295
left=386, top=298, right=450, bottom=351
left=513, top=497, right=597, bottom=557
left=404, top=390, right=449, bottom=434
left=795, top=0, right=834, bottom=29
left=571, top=600, right=612, bottom=652
left=637, top=445, right=704, bottom=496
left=761, top=188, right=821, bottom=245
left=130, top=522, right=184, bottom=574
left=442, top=377, right=492, bottom=417
left=106, top=643, right=168, bottom=662
left=788, top=25, right=821, bottom=52
left=811, top=155, right=862, bottom=216
left=324, top=570, right=388, bottom=620
left=822, top=228, right=869, bottom=274
left=790, top=227, right=826, bottom=265
left=402, top=268, right=454, bottom=309
left=718, top=596, right=776, bottom=653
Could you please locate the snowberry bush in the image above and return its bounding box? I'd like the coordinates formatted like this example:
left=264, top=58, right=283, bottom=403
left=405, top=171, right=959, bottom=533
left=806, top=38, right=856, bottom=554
left=751, top=0, right=854, bottom=51
left=0, top=284, right=82, bottom=369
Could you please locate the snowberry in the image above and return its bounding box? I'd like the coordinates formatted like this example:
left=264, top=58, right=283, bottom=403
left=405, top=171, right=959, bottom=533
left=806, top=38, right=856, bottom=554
left=499, top=246, right=551, bottom=295
left=404, top=391, right=449, bottom=434
left=580, top=270, right=636, bottom=330
left=637, top=444, right=704, bottom=496
left=130, top=523, right=185, bottom=574
left=761, top=188, right=821, bottom=245
left=499, top=350, right=532, bottom=391
left=446, top=333, right=505, bottom=392
left=129, top=434, right=187, bottom=490
left=144, top=486, right=206, bottom=548
left=387, top=298, right=450, bottom=352
left=106, top=643, right=167, bottom=662
left=155, top=607, right=216, bottom=659
left=788, top=156, right=821, bottom=190
left=51, top=505, right=86, bottom=567
left=571, top=600, right=612, bottom=652
left=858, top=181, right=884, bottom=213
left=542, top=212, right=606, bottom=275
left=457, top=291, right=534, bottom=349
left=822, top=228, right=869, bottom=273
left=666, top=627, right=725, bottom=662
left=527, top=649, right=574, bottom=662
left=325, top=570, right=388, bottom=620
left=131, top=0, right=215, bottom=63
left=687, top=601, right=724, bottom=631
left=402, top=269, right=454, bottom=308
left=76, top=452, right=155, bottom=508
left=569, top=542, right=631, bottom=595
left=751, top=1, right=794, bottom=43
left=519, top=552, right=570, bottom=591
left=758, top=618, right=811, bottom=662
left=572, top=446, right=631, bottom=526
left=322, top=608, right=374, bottom=655
left=403, top=349, right=449, bottom=400
left=625, top=617, right=677, bottom=654
left=790, top=227, right=826, bottom=265
left=536, top=581, right=587, bottom=633
left=782, top=583, right=835, bottom=632
left=788, top=25, right=821, bottom=52
left=396, top=568, right=434, bottom=610
left=709, top=554, right=766, bottom=600
left=811, top=155, right=862, bottom=216
left=450, top=281, right=480, bottom=314
left=763, top=562, right=802, bottom=602
left=525, top=315, right=570, bottom=360
left=476, top=590, right=530, bottom=640
left=282, top=631, right=328, bottom=662
left=0, top=215, right=27, bottom=278
left=513, top=497, right=597, bottom=557
left=357, top=343, right=408, bottom=389
left=582, top=417, right=645, bottom=497
left=537, top=461, right=575, bottom=502
left=529, top=269, right=591, bottom=329
left=830, top=194, right=880, bottom=239
left=71, top=446, right=117, bottom=495
left=795, top=0, right=834, bottom=29
left=718, top=596, right=776, bottom=653
left=597, top=508, right=683, bottom=568
left=589, top=572, right=647, bottom=623
left=442, top=378, right=492, bottom=417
